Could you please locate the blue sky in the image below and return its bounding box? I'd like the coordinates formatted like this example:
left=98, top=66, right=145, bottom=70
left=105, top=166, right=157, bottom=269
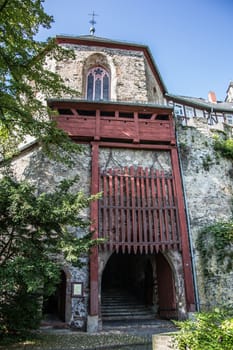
left=38, top=0, right=233, bottom=101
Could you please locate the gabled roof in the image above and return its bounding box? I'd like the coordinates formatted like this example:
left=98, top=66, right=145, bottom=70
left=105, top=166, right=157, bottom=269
left=55, top=34, right=168, bottom=95
left=166, top=93, right=233, bottom=113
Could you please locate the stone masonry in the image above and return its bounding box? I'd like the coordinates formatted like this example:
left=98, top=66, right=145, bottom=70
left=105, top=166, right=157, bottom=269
left=177, top=118, right=233, bottom=308
left=46, top=43, right=163, bottom=104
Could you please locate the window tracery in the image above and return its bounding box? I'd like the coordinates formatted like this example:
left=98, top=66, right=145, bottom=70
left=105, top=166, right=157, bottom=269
left=86, top=66, right=110, bottom=101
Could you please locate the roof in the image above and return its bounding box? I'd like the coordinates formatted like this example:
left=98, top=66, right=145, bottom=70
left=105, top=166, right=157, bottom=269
left=55, top=34, right=168, bottom=95
left=166, top=93, right=233, bottom=113
left=47, top=98, right=173, bottom=111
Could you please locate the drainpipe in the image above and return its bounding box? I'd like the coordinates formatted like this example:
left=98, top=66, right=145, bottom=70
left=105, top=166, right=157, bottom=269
left=175, top=124, right=200, bottom=312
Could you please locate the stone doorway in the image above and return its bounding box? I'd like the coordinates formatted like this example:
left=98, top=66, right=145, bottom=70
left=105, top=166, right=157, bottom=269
left=43, top=270, right=67, bottom=322
left=100, top=251, right=178, bottom=321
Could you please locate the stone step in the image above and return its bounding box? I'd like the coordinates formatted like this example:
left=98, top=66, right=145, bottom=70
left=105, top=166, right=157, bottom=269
left=102, top=305, right=150, bottom=311
left=101, top=289, right=155, bottom=321
left=102, top=297, right=146, bottom=303
left=102, top=308, right=151, bottom=312
left=102, top=314, right=156, bottom=321
left=102, top=309, right=154, bottom=315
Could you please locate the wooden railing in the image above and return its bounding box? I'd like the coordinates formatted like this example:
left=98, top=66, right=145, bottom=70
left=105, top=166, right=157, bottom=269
left=50, top=102, right=175, bottom=144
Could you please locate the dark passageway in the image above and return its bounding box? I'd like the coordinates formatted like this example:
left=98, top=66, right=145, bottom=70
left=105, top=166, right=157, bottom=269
left=43, top=270, right=66, bottom=322
left=101, top=251, right=177, bottom=321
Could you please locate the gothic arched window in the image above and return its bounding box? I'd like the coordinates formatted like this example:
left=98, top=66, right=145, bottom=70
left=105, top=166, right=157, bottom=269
left=86, top=67, right=110, bottom=101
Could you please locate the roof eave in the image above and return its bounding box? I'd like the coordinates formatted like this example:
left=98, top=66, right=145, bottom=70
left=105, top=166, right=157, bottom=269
left=165, top=93, right=233, bottom=113
left=47, top=98, right=173, bottom=111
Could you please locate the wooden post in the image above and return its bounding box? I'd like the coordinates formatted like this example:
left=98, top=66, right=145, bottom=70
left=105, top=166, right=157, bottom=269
left=133, top=112, right=140, bottom=143
left=171, top=147, right=196, bottom=312
left=90, top=142, right=99, bottom=315
left=94, top=110, right=100, bottom=140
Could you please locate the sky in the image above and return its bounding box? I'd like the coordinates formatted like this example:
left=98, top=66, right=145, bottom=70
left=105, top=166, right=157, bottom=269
left=37, top=0, right=233, bottom=101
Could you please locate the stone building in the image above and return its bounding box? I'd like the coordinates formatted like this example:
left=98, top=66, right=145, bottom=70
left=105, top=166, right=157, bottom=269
left=12, top=35, right=233, bottom=331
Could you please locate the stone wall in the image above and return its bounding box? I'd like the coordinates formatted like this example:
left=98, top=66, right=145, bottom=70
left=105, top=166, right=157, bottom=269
left=152, top=333, right=175, bottom=349
left=49, top=43, right=164, bottom=104
left=98, top=147, right=172, bottom=172
left=177, top=118, right=233, bottom=308
left=144, top=58, right=164, bottom=104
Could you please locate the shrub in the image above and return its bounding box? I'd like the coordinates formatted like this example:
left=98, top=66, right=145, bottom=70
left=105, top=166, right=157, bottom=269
left=173, top=309, right=233, bottom=350
left=0, top=288, right=41, bottom=334
left=214, top=137, right=233, bottom=161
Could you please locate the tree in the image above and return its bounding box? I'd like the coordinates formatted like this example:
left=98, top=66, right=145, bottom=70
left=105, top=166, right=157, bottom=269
left=0, top=0, right=100, bottom=333
left=0, top=176, right=99, bottom=333
left=0, top=0, right=78, bottom=162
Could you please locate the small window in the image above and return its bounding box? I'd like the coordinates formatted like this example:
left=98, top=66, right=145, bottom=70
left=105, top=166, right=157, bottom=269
left=226, top=115, right=233, bottom=125
left=185, top=106, right=194, bottom=118
left=86, top=67, right=110, bottom=101
left=174, top=104, right=184, bottom=117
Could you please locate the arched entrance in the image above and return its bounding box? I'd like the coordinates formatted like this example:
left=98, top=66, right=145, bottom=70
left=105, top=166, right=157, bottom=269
left=43, top=270, right=66, bottom=322
left=101, top=251, right=177, bottom=321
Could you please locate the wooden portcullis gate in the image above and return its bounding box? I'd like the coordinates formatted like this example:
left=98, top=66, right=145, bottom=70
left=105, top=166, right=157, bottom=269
left=99, top=166, right=180, bottom=254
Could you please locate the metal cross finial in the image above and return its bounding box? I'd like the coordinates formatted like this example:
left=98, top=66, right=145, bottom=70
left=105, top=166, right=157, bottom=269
left=89, top=11, right=98, bottom=36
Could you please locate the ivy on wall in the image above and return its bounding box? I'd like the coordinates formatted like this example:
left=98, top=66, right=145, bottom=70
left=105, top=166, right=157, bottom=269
left=214, top=137, right=233, bottom=161
left=197, top=222, right=233, bottom=278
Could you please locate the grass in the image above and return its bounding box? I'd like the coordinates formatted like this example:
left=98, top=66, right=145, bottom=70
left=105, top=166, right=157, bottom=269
left=0, top=331, right=150, bottom=350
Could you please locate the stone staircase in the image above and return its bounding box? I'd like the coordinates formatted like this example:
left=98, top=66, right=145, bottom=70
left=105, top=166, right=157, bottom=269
left=101, top=288, right=156, bottom=322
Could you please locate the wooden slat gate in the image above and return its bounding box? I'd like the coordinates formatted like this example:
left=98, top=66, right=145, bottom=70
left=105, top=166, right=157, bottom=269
left=99, top=166, right=180, bottom=253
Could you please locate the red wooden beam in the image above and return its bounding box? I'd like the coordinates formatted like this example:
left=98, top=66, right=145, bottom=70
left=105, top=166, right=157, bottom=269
left=98, top=142, right=173, bottom=150
left=114, top=170, right=120, bottom=252
left=108, top=169, right=113, bottom=251
left=140, top=168, right=148, bottom=253
left=171, top=148, right=196, bottom=312
left=136, top=167, right=143, bottom=253
left=94, top=109, right=100, bottom=140
left=89, top=143, right=99, bottom=316
left=145, top=168, right=154, bottom=253
left=120, top=170, right=125, bottom=252
left=125, top=167, right=131, bottom=253
left=133, top=112, right=140, bottom=143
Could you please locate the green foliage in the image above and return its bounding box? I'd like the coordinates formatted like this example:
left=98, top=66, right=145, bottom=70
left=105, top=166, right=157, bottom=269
left=173, top=309, right=233, bottom=350
left=0, top=0, right=79, bottom=163
left=214, top=137, right=233, bottom=161
left=1, top=289, right=42, bottom=333
left=196, top=221, right=233, bottom=277
left=202, top=154, right=212, bottom=171
left=178, top=141, right=189, bottom=153
left=0, top=176, right=101, bottom=333
left=0, top=0, right=102, bottom=335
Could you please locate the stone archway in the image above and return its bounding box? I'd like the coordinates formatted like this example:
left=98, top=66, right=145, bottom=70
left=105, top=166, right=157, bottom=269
left=43, top=269, right=69, bottom=323
left=99, top=250, right=182, bottom=322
